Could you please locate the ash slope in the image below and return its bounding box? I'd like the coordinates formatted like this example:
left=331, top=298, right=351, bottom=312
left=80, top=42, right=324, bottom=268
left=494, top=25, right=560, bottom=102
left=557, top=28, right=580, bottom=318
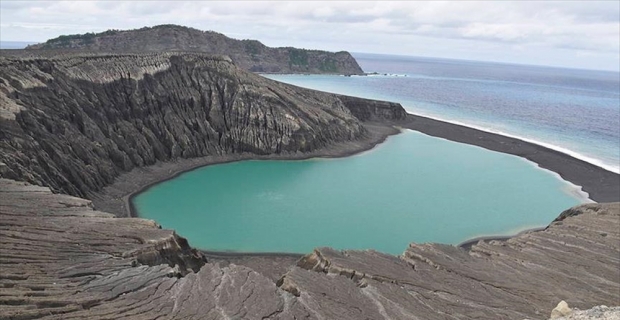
left=1, top=178, right=618, bottom=319
left=26, top=25, right=364, bottom=75
left=0, top=51, right=404, bottom=198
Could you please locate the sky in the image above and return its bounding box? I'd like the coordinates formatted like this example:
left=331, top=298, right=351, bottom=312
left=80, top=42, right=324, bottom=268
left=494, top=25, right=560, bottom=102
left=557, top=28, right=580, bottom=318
left=1, top=1, right=619, bottom=71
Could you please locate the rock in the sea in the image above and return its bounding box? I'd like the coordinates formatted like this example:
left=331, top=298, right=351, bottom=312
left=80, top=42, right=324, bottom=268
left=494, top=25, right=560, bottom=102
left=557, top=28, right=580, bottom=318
left=552, top=301, right=574, bottom=319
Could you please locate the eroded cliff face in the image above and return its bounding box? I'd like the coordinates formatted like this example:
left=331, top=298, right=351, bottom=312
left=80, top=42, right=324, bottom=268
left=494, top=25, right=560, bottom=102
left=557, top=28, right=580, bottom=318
left=0, top=52, right=403, bottom=197
left=26, top=25, right=365, bottom=75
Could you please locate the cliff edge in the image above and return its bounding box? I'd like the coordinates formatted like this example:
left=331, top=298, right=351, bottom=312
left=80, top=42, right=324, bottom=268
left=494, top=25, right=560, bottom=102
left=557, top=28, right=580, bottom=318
left=1, top=178, right=617, bottom=319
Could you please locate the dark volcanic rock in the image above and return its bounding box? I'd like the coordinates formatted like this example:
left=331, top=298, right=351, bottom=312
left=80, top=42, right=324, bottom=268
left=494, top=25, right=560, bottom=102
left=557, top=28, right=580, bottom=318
left=0, top=51, right=404, bottom=198
left=337, top=95, right=407, bottom=122
left=1, top=178, right=618, bottom=319
left=2, top=35, right=618, bottom=320
left=26, top=25, right=364, bottom=75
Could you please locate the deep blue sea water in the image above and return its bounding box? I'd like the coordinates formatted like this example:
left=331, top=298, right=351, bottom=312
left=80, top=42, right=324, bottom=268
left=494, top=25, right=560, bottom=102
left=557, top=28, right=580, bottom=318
left=265, top=53, right=620, bottom=173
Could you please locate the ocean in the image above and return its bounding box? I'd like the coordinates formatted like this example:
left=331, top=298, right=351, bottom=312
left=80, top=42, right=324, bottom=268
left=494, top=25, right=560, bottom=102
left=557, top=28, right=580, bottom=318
left=266, top=53, right=620, bottom=173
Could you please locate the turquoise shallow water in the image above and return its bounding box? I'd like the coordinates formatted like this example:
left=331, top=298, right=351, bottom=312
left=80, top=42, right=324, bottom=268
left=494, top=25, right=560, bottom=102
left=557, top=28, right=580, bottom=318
left=134, top=130, right=583, bottom=255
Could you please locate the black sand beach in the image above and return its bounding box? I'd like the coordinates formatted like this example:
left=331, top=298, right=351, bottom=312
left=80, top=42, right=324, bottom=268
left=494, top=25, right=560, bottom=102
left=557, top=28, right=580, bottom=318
left=401, top=114, right=619, bottom=203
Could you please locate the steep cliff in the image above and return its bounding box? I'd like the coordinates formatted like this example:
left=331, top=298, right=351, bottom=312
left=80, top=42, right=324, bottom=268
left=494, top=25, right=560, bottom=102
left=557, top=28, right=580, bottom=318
left=1, top=178, right=617, bottom=319
left=26, top=25, right=364, bottom=75
left=0, top=51, right=403, bottom=198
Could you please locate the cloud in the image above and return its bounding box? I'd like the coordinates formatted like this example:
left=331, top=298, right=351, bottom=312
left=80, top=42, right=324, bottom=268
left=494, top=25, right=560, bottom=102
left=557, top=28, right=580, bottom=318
left=1, top=1, right=618, bottom=70
left=459, top=23, right=529, bottom=42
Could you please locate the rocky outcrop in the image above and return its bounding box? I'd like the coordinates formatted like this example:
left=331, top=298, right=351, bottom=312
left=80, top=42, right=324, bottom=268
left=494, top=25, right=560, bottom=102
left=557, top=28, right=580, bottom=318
left=337, top=94, right=407, bottom=122
left=1, top=178, right=618, bottom=319
left=552, top=301, right=575, bottom=319
left=26, top=25, right=364, bottom=75
left=0, top=51, right=404, bottom=198
left=551, top=305, right=620, bottom=320
left=283, top=203, right=620, bottom=319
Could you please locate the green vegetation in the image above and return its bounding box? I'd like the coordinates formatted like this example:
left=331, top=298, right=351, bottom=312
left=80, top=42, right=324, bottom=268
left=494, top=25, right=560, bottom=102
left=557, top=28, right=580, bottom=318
left=318, top=59, right=338, bottom=73
left=46, top=29, right=120, bottom=45
left=42, top=25, right=221, bottom=48
left=48, top=33, right=96, bottom=45
left=45, top=25, right=198, bottom=46
left=141, top=24, right=195, bottom=32
left=243, top=40, right=263, bottom=55
left=288, top=48, right=309, bottom=66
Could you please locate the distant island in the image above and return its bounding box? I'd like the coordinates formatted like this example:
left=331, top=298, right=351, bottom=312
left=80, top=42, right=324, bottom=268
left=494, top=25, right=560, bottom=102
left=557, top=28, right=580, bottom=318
left=26, top=24, right=364, bottom=75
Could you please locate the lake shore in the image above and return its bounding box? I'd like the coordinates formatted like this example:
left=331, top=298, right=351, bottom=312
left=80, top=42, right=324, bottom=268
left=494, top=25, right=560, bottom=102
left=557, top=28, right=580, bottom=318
left=90, top=111, right=619, bottom=257
left=400, top=113, right=619, bottom=203
left=89, top=123, right=401, bottom=218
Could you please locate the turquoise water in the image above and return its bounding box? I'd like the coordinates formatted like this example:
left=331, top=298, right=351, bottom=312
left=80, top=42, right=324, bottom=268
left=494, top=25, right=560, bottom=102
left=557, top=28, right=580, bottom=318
left=134, top=130, right=583, bottom=255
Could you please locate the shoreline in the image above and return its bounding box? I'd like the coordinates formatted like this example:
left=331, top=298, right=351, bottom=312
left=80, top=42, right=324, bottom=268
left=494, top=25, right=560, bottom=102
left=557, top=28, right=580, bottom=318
left=409, top=112, right=619, bottom=174
left=89, top=123, right=401, bottom=218
left=90, top=113, right=619, bottom=257
left=457, top=227, right=546, bottom=250
left=202, top=250, right=304, bottom=258
left=400, top=113, right=619, bottom=203
left=404, top=128, right=593, bottom=203
left=4, top=177, right=617, bottom=319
